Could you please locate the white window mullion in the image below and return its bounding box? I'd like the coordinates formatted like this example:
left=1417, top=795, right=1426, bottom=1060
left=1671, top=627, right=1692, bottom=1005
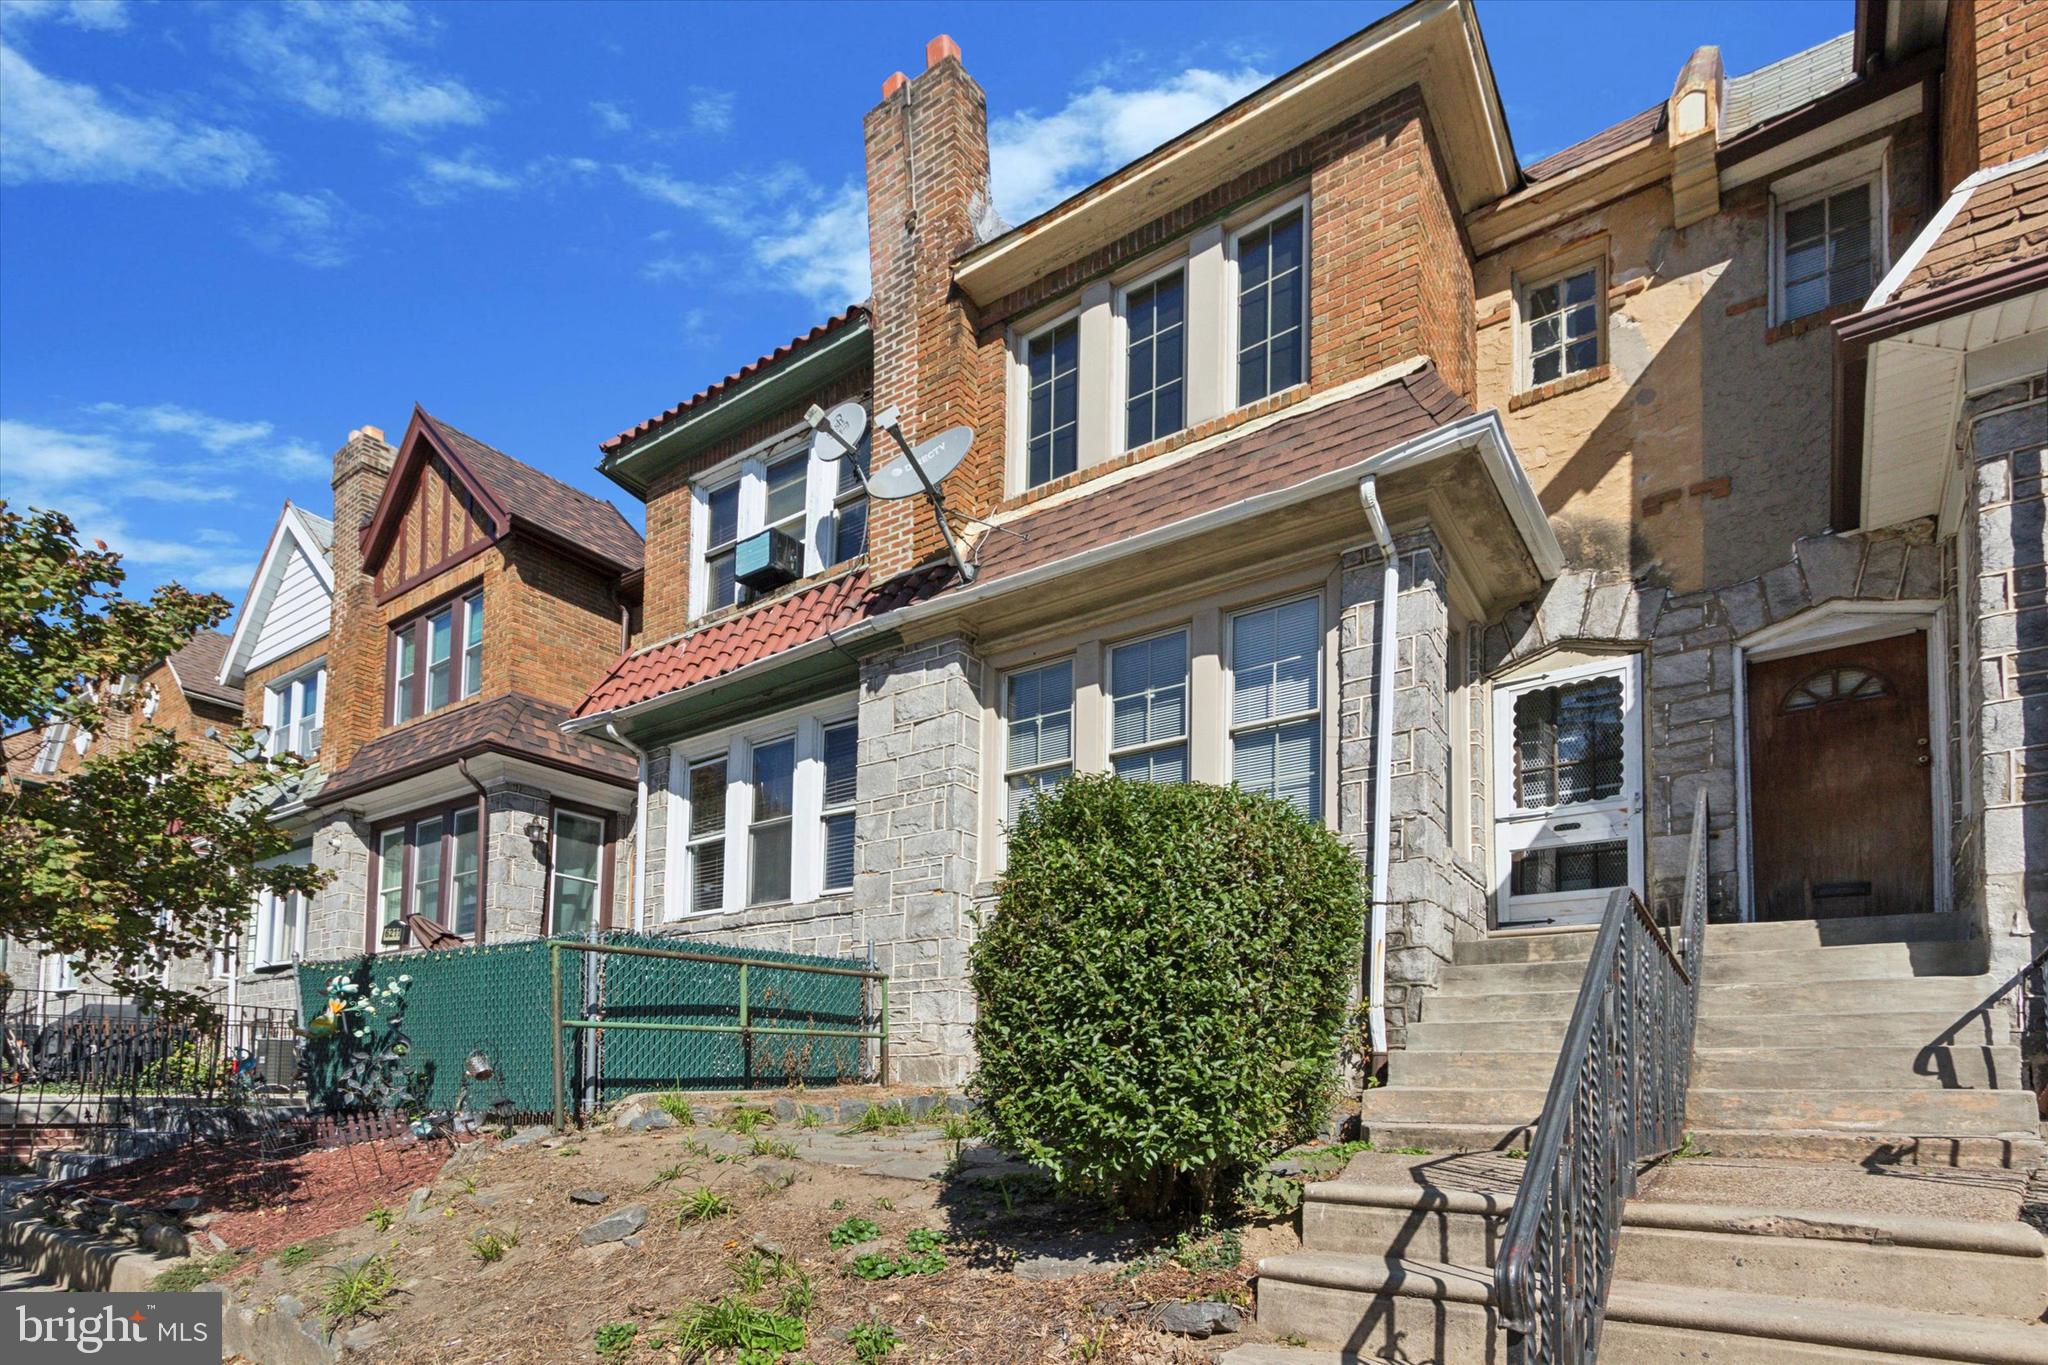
left=689, top=483, right=712, bottom=621
left=802, top=444, right=836, bottom=575
left=665, top=749, right=690, bottom=921
left=790, top=716, right=826, bottom=903
left=736, top=459, right=768, bottom=539
left=723, top=735, right=750, bottom=914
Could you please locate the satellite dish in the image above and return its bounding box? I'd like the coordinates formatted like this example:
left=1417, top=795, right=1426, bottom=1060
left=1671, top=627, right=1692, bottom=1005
left=808, top=400, right=867, bottom=463
left=869, top=426, right=972, bottom=501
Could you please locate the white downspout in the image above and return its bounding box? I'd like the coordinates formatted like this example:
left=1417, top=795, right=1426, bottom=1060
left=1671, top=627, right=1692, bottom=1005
left=605, top=723, right=649, bottom=932
left=1358, top=477, right=1397, bottom=1079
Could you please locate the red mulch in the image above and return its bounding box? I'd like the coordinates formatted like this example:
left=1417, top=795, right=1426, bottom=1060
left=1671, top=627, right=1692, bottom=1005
left=57, top=1135, right=448, bottom=1270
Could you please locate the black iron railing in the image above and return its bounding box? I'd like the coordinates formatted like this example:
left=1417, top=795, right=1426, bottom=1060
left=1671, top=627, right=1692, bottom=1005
left=1496, top=788, right=1709, bottom=1362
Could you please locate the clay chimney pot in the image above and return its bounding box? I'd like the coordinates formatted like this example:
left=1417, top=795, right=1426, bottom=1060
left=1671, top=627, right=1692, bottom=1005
left=925, top=35, right=961, bottom=70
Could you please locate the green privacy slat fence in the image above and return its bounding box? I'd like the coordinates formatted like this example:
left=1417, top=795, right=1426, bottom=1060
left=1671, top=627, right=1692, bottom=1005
left=299, top=932, right=878, bottom=1120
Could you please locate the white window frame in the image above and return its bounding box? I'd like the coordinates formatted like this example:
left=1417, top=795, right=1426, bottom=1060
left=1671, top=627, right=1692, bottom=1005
left=1226, top=194, right=1312, bottom=409
left=819, top=718, right=858, bottom=893
left=548, top=808, right=607, bottom=937
left=390, top=592, right=481, bottom=724
left=1114, top=259, right=1192, bottom=456
left=1515, top=258, right=1605, bottom=393
left=265, top=662, right=326, bottom=758
left=1106, top=627, right=1190, bottom=783
left=1009, top=308, right=1084, bottom=493
left=31, top=723, right=67, bottom=774
left=1001, top=655, right=1077, bottom=824
left=1768, top=143, right=1890, bottom=327
left=663, top=696, right=858, bottom=917
left=1490, top=654, right=1645, bottom=927
left=252, top=845, right=311, bottom=969
left=1223, top=594, right=1325, bottom=817
left=690, top=425, right=866, bottom=621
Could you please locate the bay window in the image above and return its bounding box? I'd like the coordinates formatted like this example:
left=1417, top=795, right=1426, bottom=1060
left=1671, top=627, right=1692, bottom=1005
left=668, top=707, right=859, bottom=917
left=266, top=664, right=325, bottom=757
left=391, top=590, right=482, bottom=724
left=372, top=803, right=483, bottom=948
left=1229, top=596, right=1322, bottom=817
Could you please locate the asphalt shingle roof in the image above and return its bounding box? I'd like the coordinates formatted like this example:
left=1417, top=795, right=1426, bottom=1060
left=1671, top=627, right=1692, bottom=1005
left=323, top=692, right=635, bottom=801
left=423, top=413, right=644, bottom=576
left=1723, top=32, right=1856, bottom=138
left=166, top=631, right=241, bottom=709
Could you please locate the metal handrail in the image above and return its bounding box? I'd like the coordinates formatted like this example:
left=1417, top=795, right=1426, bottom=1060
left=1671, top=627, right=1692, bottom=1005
left=1496, top=788, right=1709, bottom=1361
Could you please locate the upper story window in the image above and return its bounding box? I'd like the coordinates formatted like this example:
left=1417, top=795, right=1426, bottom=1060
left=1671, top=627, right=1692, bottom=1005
left=31, top=724, right=66, bottom=774
left=1109, top=630, right=1189, bottom=784
left=1776, top=180, right=1875, bottom=322
left=1025, top=317, right=1080, bottom=489
left=1234, top=205, right=1307, bottom=405
left=668, top=705, right=859, bottom=916
left=391, top=590, right=482, bottom=725
left=693, top=431, right=870, bottom=619
left=1521, top=264, right=1602, bottom=389
left=1003, top=658, right=1074, bottom=822
left=1123, top=269, right=1186, bottom=450
left=1228, top=596, right=1321, bottom=818
left=267, top=663, right=325, bottom=758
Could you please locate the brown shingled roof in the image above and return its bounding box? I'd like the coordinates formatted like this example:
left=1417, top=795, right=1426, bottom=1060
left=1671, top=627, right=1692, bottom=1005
left=1523, top=103, right=1666, bottom=183
left=165, top=631, right=241, bottom=709
left=422, top=413, right=644, bottom=575
left=601, top=307, right=868, bottom=456
left=1898, top=160, right=2048, bottom=302
left=322, top=692, right=634, bottom=802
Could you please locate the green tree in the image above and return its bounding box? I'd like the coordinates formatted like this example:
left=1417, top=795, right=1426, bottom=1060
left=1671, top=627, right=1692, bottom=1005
left=0, top=504, right=326, bottom=1018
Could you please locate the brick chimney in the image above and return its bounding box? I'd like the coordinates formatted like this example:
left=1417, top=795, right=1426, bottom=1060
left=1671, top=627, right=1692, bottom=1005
left=324, top=424, right=396, bottom=773
left=862, top=34, right=997, bottom=579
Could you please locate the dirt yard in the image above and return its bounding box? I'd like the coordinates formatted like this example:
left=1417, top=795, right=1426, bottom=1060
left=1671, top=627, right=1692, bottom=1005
left=171, top=1094, right=1334, bottom=1364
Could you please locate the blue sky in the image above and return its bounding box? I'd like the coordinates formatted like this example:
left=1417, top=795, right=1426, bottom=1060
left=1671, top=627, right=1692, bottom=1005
left=0, top=0, right=1850, bottom=612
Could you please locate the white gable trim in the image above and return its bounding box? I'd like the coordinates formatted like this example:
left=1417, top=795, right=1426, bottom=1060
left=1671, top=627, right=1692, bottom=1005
left=219, top=503, right=336, bottom=686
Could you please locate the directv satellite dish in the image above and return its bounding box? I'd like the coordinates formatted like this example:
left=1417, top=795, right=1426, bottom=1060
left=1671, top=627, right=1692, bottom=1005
left=869, top=426, right=971, bottom=501
left=808, top=400, right=867, bottom=464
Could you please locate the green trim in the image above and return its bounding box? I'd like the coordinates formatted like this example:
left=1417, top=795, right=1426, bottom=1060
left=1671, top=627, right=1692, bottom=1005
left=598, top=319, right=872, bottom=498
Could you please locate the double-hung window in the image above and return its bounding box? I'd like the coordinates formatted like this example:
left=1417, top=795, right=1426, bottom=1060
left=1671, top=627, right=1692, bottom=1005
left=670, top=710, right=858, bottom=916
left=253, top=845, right=310, bottom=968
left=693, top=434, right=870, bottom=620
left=31, top=724, right=65, bottom=774
left=1124, top=270, right=1186, bottom=449
left=1491, top=657, right=1642, bottom=926
left=1776, top=179, right=1876, bottom=322
left=1004, top=659, right=1074, bottom=823
left=1025, top=318, right=1080, bottom=489
left=373, top=804, right=482, bottom=948
left=549, top=809, right=606, bottom=936
left=703, top=480, right=744, bottom=614
left=1109, top=631, right=1188, bottom=783
left=1230, top=596, right=1321, bottom=817
left=390, top=592, right=481, bottom=724
left=762, top=452, right=808, bottom=545
left=267, top=664, right=325, bottom=757
left=827, top=436, right=870, bottom=565
left=1522, top=265, right=1601, bottom=388
left=1235, top=205, right=1306, bottom=405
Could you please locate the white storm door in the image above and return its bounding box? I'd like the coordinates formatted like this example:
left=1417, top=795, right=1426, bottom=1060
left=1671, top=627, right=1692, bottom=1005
left=1492, top=655, right=1644, bottom=926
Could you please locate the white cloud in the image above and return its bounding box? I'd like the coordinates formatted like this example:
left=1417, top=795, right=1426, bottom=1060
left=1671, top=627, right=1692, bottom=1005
left=241, top=189, right=361, bottom=268
left=989, top=65, right=1270, bottom=221
left=590, top=100, right=630, bottom=134
left=216, top=0, right=488, bottom=134
left=752, top=181, right=870, bottom=309
left=0, top=43, right=270, bottom=189
left=93, top=403, right=271, bottom=453
left=688, top=89, right=734, bottom=136
left=412, top=148, right=518, bottom=202
left=0, top=0, right=129, bottom=32
left=613, top=163, right=869, bottom=309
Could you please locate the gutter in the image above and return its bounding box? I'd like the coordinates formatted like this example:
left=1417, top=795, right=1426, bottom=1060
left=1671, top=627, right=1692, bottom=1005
left=604, top=723, right=651, bottom=932
left=566, top=408, right=1564, bottom=736
left=1357, top=477, right=1398, bottom=1084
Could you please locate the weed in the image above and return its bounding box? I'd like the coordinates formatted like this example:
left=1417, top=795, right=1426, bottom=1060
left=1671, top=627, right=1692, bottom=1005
left=723, top=1107, right=772, bottom=1136
left=848, top=1320, right=900, bottom=1362
left=777, top=1268, right=815, bottom=1318
left=904, top=1227, right=945, bottom=1253
left=1279, top=1334, right=1309, bottom=1348
left=671, top=1296, right=805, bottom=1357
left=363, top=1206, right=395, bottom=1233
left=557, top=1144, right=582, bottom=1158
left=848, top=1102, right=913, bottom=1134
left=937, top=1111, right=981, bottom=1142
left=458, top=1174, right=479, bottom=1196
left=1502, top=1148, right=1530, bottom=1160
left=655, top=1093, right=696, bottom=1125
left=1383, top=1145, right=1432, bottom=1156
left=678, top=1138, right=712, bottom=1159
left=318, top=1255, right=397, bottom=1328
left=873, top=1196, right=896, bottom=1212
left=594, top=1321, right=639, bottom=1359
left=730, top=1248, right=785, bottom=1293
left=1171, top=1226, right=1242, bottom=1272
left=274, top=1241, right=324, bottom=1271
left=1673, top=1132, right=1713, bottom=1159
left=649, top=1162, right=691, bottom=1187
left=676, top=1187, right=734, bottom=1224
left=750, top=1136, right=798, bottom=1159
left=846, top=1232, right=946, bottom=1280
left=829, top=1197, right=846, bottom=1211
left=1236, top=1169, right=1304, bottom=1217
left=152, top=1253, right=238, bottom=1292
left=828, top=1215, right=881, bottom=1248
left=469, top=1228, right=519, bottom=1263
left=797, top=1108, right=823, bottom=1130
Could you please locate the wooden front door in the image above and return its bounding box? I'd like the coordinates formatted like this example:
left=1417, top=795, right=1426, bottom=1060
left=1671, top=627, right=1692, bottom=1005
left=1748, top=631, right=1932, bottom=921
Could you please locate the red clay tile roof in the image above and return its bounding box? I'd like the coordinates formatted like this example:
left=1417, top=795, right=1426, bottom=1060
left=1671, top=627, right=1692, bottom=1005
left=1523, top=103, right=1666, bottom=183
left=574, top=565, right=954, bottom=719
left=601, top=307, right=868, bottom=456
left=1899, top=161, right=2048, bottom=301
left=971, top=364, right=1471, bottom=585
left=323, top=692, right=635, bottom=801
left=423, top=413, right=644, bottom=575
left=165, top=631, right=241, bottom=709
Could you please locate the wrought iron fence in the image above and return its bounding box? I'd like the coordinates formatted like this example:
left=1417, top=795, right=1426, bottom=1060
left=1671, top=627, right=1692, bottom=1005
left=0, top=986, right=299, bottom=1156
left=1496, top=788, right=1709, bottom=1362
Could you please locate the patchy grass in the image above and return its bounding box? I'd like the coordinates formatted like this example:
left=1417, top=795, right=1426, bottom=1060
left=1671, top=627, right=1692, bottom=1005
left=469, top=1228, right=519, bottom=1263
left=654, top=1093, right=696, bottom=1125
left=675, top=1187, right=734, bottom=1224
left=318, top=1255, right=398, bottom=1328
left=722, top=1107, right=773, bottom=1136
left=848, top=1102, right=914, bottom=1134
left=152, top=1252, right=239, bottom=1292
left=669, top=1295, right=805, bottom=1357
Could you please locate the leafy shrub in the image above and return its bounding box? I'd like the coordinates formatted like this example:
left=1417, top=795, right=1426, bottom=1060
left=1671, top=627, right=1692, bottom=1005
left=849, top=1320, right=900, bottom=1361
left=971, top=774, right=1365, bottom=1217
left=828, top=1215, right=880, bottom=1247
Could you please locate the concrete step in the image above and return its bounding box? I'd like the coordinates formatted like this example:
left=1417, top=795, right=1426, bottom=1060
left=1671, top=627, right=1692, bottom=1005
left=1254, top=1252, right=2048, bottom=1363
left=1390, top=1042, right=2023, bottom=1091
left=1453, top=912, right=1973, bottom=967
left=1684, top=1086, right=2039, bottom=1135
left=1424, top=974, right=1996, bottom=1023
left=1360, top=1087, right=1548, bottom=1127
left=1352, top=1119, right=2046, bottom=1168
left=1298, top=1181, right=2046, bottom=1320
left=1404, top=1008, right=2013, bottom=1053
left=1436, top=939, right=1979, bottom=994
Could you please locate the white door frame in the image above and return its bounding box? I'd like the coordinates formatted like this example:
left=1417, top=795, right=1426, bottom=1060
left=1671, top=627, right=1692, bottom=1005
left=1731, top=599, right=1950, bottom=923
left=1491, top=652, right=1646, bottom=926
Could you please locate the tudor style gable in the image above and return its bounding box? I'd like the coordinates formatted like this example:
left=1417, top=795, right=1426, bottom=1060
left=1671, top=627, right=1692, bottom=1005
left=361, top=410, right=508, bottom=602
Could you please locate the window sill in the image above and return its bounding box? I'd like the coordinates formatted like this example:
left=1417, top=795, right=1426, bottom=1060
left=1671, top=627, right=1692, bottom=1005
left=656, top=894, right=854, bottom=928
left=252, top=961, right=295, bottom=975
left=1766, top=302, right=1859, bottom=344
left=1508, top=364, right=1612, bottom=411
